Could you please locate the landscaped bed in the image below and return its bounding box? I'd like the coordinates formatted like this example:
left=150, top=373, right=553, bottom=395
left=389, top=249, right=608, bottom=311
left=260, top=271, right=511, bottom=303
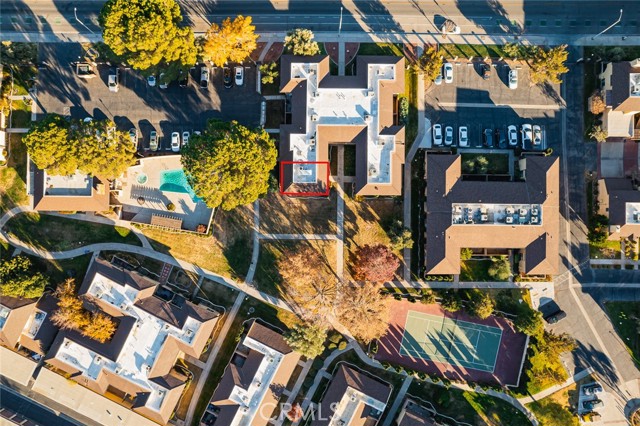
left=589, top=239, right=621, bottom=259
left=525, top=385, right=579, bottom=426
left=605, top=302, right=640, bottom=368
left=3, top=213, right=141, bottom=251
left=259, top=191, right=337, bottom=235
left=439, top=44, right=509, bottom=59
left=0, top=134, right=29, bottom=214
left=461, top=153, right=510, bottom=175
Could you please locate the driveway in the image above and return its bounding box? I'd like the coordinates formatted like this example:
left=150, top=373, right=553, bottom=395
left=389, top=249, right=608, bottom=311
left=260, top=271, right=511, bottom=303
left=34, top=43, right=262, bottom=153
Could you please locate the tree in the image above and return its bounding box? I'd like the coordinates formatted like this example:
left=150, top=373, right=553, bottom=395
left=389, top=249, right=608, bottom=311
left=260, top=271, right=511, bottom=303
left=259, top=62, right=279, bottom=85
left=590, top=91, right=606, bottom=115
left=413, top=46, right=443, bottom=81
left=24, top=114, right=136, bottom=179
left=528, top=44, right=569, bottom=85
left=441, top=290, right=461, bottom=312
left=181, top=120, right=277, bottom=210
left=514, top=307, right=544, bottom=338
left=0, top=256, right=47, bottom=298
left=460, top=248, right=473, bottom=261
left=99, top=0, right=197, bottom=71
left=353, top=244, right=399, bottom=282
left=589, top=124, right=607, bottom=143
left=0, top=42, right=37, bottom=66
left=284, top=29, right=320, bottom=56
left=337, top=283, right=390, bottom=343
left=389, top=219, right=413, bottom=251
left=202, top=16, right=259, bottom=67
left=285, top=403, right=304, bottom=422
left=83, top=312, right=117, bottom=343
left=466, top=290, right=494, bottom=319
left=284, top=324, right=327, bottom=358
left=502, top=42, right=522, bottom=58
left=488, top=256, right=511, bottom=281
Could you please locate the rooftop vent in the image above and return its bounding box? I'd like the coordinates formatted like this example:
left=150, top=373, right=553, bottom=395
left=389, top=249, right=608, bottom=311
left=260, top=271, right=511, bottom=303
left=311, top=114, right=319, bottom=122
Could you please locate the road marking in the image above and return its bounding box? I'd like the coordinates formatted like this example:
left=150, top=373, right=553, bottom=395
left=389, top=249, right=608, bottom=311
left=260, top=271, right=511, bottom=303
left=436, top=102, right=564, bottom=110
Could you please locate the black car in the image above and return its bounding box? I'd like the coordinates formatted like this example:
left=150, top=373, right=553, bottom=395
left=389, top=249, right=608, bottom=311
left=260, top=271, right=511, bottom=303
left=178, top=71, right=189, bottom=87
left=483, top=128, right=493, bottom=148
left=223, top=67, right=232, bottom=89
left=539, top=300, right=567, bottom=324
left=481, top=63, right=491, bottom=80
left=495, top=128, right=507, bottom=148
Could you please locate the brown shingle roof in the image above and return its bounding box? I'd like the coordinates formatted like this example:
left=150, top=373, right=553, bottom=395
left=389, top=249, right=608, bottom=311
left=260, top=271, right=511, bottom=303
left=610, top=61, right=640, bottom=113
left=597, top=178, right=640, bottom=239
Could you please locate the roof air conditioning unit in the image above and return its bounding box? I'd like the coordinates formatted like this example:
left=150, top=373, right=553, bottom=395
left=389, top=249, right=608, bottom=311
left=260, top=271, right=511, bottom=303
left=311, top=114, right=319, bottom=122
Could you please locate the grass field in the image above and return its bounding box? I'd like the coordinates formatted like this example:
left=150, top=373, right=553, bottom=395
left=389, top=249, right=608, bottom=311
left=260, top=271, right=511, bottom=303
left=0, top=134, right=29, bottom=214
left=461, top=153, right=510, bottom=175
left=589, top=239, right=621, bottom=259
left=357, top=43, right=403, bottom=56
left=606, top=302, right=640, bottom=368
left=460, top=259, right=496, bottom=282
left=439, top=44, right=508, bottom=59
left=526, top=385, right=579, bottom=426
left=259, top=191, right=337, bottom=235
left=3, top=213, right=141, bottom=251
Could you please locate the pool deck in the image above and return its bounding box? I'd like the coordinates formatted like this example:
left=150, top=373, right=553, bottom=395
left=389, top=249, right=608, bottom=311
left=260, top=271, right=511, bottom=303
left=118, top=155, right=213, bottom=231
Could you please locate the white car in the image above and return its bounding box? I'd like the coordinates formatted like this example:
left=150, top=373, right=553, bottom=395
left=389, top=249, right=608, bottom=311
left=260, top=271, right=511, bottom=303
left=533, top=125, right=542, bottom=146
left=182, top=131, right=190, bottom=147
left=432, top=124, right=443, bottom=146
left=108, top=69, right=119, bottom=93
left=521, top=124, right=533, bottom=147
left=149, top=131, right=158, bottom=151
left=508, top=125, right=518, bottom=147
left=434, top=71, right=443, bottom=85
left=508, top=69, right=518, bottom=90
left=128, top=128, right=138, bottom=149
left=235, top=66, right=244, bottom=86
left=159, top=72, right=168, bottom=89
left=458, top=126, right=468, bottom=147
left=443, top=63, right=453, bottom=84
left=171, top=132, right=180, bottom=152
left=444, top=126, right=454, bottom=146
left=147, top=75, right=156, bottom=87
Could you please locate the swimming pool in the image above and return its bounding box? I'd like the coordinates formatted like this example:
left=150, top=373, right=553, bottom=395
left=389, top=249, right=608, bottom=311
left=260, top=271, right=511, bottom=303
left=159, top=169, right=201, bottom=203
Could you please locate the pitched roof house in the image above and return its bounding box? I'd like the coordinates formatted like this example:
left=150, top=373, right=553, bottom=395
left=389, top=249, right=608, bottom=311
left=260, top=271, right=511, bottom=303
left=311, top=365, right=392, bottom=426
left=599, top=58, right=640, bottom=139
left=0, top=294, right=60, bottom=356
left=396, top=399, right=438, bottom=426
left=424, top=154, right=560, bottom=275
left=597, top=177, right=640, bottom=239
left=44, top=258, right=220, bottom=425
left=202, top=320, right=301, bottom=426
left=279, top=55, right=405, bottom=196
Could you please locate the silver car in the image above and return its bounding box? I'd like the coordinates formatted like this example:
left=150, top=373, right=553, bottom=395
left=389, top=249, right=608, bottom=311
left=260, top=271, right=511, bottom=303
left=508, top=69, right=518, bottom=90
left=433, top=124, right=443, bottom=146
left=458, top=126, right=468, bottom=147
left=128, top=128, right=138, bottom=149
left=149, top=131, right=158, bottom=151
left=444, top=126, right=454, bottom=146
left=182, top=131, right=190, bottom=147
left=521, top=124, right=533, bottom=147
left=108, top=69, right=119, bottom=93
left=508, top=125, right=518, bottom=147
left=171, top=132, right=180, bottom=152
left=443, top=63, right=453, bottom=84
left=533, top=125, right=542, bottom=146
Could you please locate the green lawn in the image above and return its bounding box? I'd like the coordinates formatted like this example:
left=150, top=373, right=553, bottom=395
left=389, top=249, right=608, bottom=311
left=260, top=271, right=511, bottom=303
left=460, top=259, right=493, bottom=282
left=439, top=44, right=508, bottom=59
left=526, top=387, right=579, bottom=426
left=461, top=153, right=510, bottom=175
left=589, top=239, right=621, bottom=259
left=28, top=255, right=93, bottom=287
left=605, top=302, right=640, bottom=368
left=405, top=69, right=419, bottom=149
left=0, top=134, right=29, bottom=214
left=3, top=213, right=141, bottom=251
left=9, top=99, right=31, bottom=128
left=357, top=43, right=403, bottom=56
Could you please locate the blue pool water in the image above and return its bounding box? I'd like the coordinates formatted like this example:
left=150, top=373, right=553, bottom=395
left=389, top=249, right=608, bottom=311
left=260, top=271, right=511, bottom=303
left=159, top=169, right=201, bottom=203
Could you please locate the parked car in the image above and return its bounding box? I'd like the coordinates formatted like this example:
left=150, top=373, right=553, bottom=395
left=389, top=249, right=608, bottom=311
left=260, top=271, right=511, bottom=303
left=481, top=63, right=491, bottom=80
left=223, top=67, right=232, bottom=88
left=433, top=124, right=443, bottom=146
left=108, top=69, right=119, bottom=93
left=171, top=132, right=180, bottom=152
left=128, top=128, right=138, bottom=149
left=539, top=300, right=567, bottom=324
left=581, top=399, right=604, bottom=411
left=443, top=63, right=453, bottom=83
left=182, top=131, right=189, bottom=147
left=444, top=126, right=454, bottom=146
left=149, top=131, right=158, bottom=151
left=235, top=66, right=244, bottom=86
left=533, top=125, right=542, bottom=146
left=159, top=72, right=168, bottom=89
left=458, top=126, right=469, bottom=147
left=434, top=69, right=443, bottom=85
left=178, top=71, right=189, bottom=87
left=508, top=69, right=518, bottom=89
left=147, top=75, right=156, bottom=87
left=582, top=383, right=603, bottom=396
left=522, top=124, right=533, bottom=147
left=200, top=67, right=210, bottom=88
left=508, top=125, right=518, bottom=147
left=495, top=128, right=506, bottom=148
left=483, top=128, right=494, bottom=148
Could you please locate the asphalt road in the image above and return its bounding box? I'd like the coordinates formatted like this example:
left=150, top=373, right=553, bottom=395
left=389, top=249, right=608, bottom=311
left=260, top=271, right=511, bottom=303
left=1, top=0, right=638, bottom=37
left=0, top=385, right=81, bottom=426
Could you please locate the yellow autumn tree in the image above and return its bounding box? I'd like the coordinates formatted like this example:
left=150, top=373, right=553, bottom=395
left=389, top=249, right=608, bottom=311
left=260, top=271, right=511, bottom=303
left=202, top=15, right=258, bottom=67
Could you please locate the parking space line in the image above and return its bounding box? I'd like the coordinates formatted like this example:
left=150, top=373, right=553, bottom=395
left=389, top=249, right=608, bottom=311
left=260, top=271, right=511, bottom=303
left=436, top=102, right=564, bottom=110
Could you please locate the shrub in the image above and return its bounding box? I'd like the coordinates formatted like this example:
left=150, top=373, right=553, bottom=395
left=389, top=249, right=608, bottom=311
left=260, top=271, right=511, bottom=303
left=398, top=96, right=409, bottom=123
left=488, top=256, right=511, bottom=281
left=338, top=341, right=347, bottom=351
left=589, top=90, right=606, bottom=115
left=167, top=203, right=176, bottom=211
left=388, top=219, right=413, bottom=251
left=114, top=226, right=130, bottom=237
left=460, top=248, right=473, bottom=261
left=589, top=124, right=607, bottom=143
left=421, top=289, right=436, bottom=304
left=441, top=290, right=462, bottom=312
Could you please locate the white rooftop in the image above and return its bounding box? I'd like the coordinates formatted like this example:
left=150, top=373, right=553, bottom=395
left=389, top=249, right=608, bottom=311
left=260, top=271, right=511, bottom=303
left=44, top=170, right=92, bottom=196
left=287, top=61, right=398, bottom=185
left=22, top=309, right=46, bottom=338
left=452, top=203, right=543, bottom=226
left=329, top=386, right=387, bottom=426
left=227, top=334, right=286, bottom=426
left=630, top=73, right=640, bottom=97
left=626, top=202, right=640, bottom=224
left=54, top=272, right=202, bottom=413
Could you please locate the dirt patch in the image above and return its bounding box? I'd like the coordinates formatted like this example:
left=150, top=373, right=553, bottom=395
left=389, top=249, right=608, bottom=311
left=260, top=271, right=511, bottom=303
left=259, top=191, right=337, bottom=235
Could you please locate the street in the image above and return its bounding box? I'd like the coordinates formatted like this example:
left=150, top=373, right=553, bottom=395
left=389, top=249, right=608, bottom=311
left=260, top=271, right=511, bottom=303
left=0, top=385, right=82, bottom=426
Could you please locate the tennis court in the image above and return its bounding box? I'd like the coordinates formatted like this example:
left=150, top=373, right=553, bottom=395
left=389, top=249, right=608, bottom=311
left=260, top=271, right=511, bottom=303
left=399, top=311, right=503, bottom=373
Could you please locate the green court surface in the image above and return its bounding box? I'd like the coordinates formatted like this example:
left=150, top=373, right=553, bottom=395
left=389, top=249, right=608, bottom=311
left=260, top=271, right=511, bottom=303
left=399, top=311, right=502, bottom=372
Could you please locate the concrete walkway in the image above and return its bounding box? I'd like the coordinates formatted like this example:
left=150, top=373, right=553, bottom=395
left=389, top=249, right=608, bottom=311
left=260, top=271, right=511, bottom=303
left=338, top=42, right=345, bottom=76
left=381, top=375, right=413, bottom=426
left=182, top=291, right=245, bottom=426
left=271, top=359, right=314, bottom=426
left=258, top=233, right=337, bottom=240
left=245, top=200, right=261, bottom=285
left=518, top=367, right=596, bottom=404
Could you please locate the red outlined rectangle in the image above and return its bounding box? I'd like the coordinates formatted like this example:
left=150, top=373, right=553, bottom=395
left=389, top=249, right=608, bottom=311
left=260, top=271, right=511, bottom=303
left=279, top=161, right=331, bottom=197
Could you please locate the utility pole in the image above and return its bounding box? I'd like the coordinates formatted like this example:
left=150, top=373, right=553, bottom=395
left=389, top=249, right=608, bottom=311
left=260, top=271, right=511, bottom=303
left=339, top=6, right=344, bottom=36
left=592, top=9, right=623, bottom=40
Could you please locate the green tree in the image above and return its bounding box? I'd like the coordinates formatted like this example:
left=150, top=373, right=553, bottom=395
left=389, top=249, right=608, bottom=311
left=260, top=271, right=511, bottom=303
left=202, top=15, right=259, bottom=67
left=514, top=307, right=544, bottom=337
left=0, top=42, right=37, bottom=66
left=389, top=219, right=413, bottom=251
left=488, top=256, right=511, bottom=281
left=466, top=289, right=494, bottom=319
left=0, top=256, right=47, bottom=299
left=99, top=0, right=197, bottom=71
left=23, top=114, right=76, bottom=176
left=441, top=290, right=462, bottom=312
left=284, top=29, right=320, bottom=56
left=284, top=324, right=327, bottom=358
left=528, top=45, right=569, bottom=85
left=460, top=248, right=473, bottom=261
left=589, top=124, right=607, bottom=143
left=259, top=62, right=279, bottom=85
left=413, top=46, right=443, bottom=81
left=181, top=120, right=277, bottom=210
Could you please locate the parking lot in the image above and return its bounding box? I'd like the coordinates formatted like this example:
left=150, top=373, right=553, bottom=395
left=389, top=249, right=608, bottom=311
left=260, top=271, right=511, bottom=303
left=426, top=60, right=563, bottom=152
left=35, top=44, right=262, bottom=153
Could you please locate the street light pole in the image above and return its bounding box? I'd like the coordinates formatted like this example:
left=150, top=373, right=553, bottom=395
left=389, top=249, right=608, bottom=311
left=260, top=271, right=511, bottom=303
left=592, top=9, right=623, bottom=40
left=339, top=6, right=343, bottom=36
left=74, top=7, right=95, bottom=34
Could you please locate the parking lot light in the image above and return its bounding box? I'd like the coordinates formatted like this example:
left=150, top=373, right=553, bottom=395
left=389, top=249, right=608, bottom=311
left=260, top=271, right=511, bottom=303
left=592, top=9, right=623, bottom=40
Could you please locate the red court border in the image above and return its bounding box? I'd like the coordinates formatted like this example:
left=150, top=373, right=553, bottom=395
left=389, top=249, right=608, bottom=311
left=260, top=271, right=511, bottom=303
left=279, top=161, right=331, bottom=197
